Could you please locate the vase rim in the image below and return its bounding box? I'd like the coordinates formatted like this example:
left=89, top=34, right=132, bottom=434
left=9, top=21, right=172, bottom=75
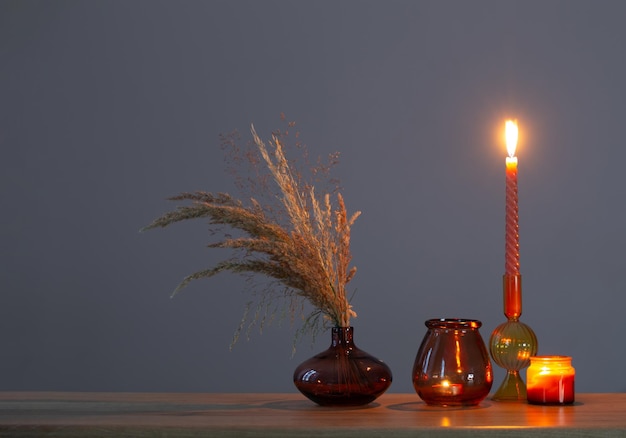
left=425, top=318, right=482, bottom=329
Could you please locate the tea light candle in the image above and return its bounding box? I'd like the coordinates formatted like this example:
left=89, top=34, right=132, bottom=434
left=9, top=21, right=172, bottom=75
left=526, top=356, right=575, bottom=405
left=432, top=380, right=463, bottom=396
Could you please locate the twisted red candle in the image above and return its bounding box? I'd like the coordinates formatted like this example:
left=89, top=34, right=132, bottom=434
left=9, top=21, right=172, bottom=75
left=505, top=155, right=519, bottom=275
left=504, top=120, right=521, bottom=319
left=504, top=120, right=520, bottom=275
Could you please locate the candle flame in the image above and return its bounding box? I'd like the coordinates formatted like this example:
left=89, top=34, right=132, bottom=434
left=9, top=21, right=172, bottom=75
left=505, top=120, right=518, bottom=157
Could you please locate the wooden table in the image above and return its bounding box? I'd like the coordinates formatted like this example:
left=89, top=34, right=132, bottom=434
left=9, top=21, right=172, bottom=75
left=1, top=392, right=625, bottom=437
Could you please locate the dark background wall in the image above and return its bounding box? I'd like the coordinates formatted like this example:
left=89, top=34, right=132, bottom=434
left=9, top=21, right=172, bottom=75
left=2, top=0, right=625, bottom=394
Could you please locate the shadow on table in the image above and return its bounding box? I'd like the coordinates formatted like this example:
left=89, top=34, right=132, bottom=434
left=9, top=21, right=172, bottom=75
left=262, top=400, right=381, bottom=411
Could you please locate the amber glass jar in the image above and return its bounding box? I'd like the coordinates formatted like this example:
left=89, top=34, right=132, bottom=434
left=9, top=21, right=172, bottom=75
left=412, top=319, right=493, bottom=406
left=526, top=356, right=575, bottom=405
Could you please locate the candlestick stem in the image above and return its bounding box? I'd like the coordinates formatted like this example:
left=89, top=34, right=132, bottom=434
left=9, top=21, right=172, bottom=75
left=503, top=274, right=522, bottom=320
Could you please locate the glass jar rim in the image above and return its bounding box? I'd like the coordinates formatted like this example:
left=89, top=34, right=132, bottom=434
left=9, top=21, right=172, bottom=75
left=530, top=355, right=572, bottom=361
left=425, top=318, right=482, bottom=329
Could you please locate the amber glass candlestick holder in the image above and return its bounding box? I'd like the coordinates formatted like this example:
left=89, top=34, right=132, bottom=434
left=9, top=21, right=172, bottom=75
left=489, top=274, right=538, bottom=401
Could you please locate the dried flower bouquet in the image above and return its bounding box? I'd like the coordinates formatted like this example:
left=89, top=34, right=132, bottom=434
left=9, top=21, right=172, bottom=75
left=143, top=121, right=359, bottom=344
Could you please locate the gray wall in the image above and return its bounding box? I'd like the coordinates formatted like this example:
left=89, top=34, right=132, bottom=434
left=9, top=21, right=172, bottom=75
left=2, top=0, right=625, bottom=394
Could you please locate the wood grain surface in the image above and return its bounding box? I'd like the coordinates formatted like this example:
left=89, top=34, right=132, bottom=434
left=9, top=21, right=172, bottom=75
left=1, top=392, right=624, bottom=437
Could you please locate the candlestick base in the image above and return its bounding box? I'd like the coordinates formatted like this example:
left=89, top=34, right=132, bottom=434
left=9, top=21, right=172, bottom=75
left=492, top=370, right=526, bottom=401
left=489, top=319, right=538, bottom=402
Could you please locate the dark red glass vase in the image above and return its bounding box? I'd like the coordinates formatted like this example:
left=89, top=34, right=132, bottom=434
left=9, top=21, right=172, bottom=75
left=293, top=327, right=392, bottom=406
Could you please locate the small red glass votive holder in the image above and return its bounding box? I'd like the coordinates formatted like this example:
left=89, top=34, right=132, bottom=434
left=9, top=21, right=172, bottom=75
left=526, top=355, right=575, bottom=405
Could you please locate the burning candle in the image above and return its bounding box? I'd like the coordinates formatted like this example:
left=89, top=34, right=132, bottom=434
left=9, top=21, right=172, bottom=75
left=504, top=120, right=522, bottom=320
left=505, top=120, right=520, bottom=276
left=526, top=356, right=575, bottom=405
left=432, top=380, right=463, bottom=396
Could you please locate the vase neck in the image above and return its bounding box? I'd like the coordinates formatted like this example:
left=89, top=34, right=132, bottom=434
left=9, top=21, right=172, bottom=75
left=331, top=326, right=354, bottom=347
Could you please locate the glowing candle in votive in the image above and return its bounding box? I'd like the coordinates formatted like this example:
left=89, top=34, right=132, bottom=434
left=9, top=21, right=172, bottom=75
left=432, top=380, right=463, bottom=396
left=526, top=356, right=575, bottom=405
